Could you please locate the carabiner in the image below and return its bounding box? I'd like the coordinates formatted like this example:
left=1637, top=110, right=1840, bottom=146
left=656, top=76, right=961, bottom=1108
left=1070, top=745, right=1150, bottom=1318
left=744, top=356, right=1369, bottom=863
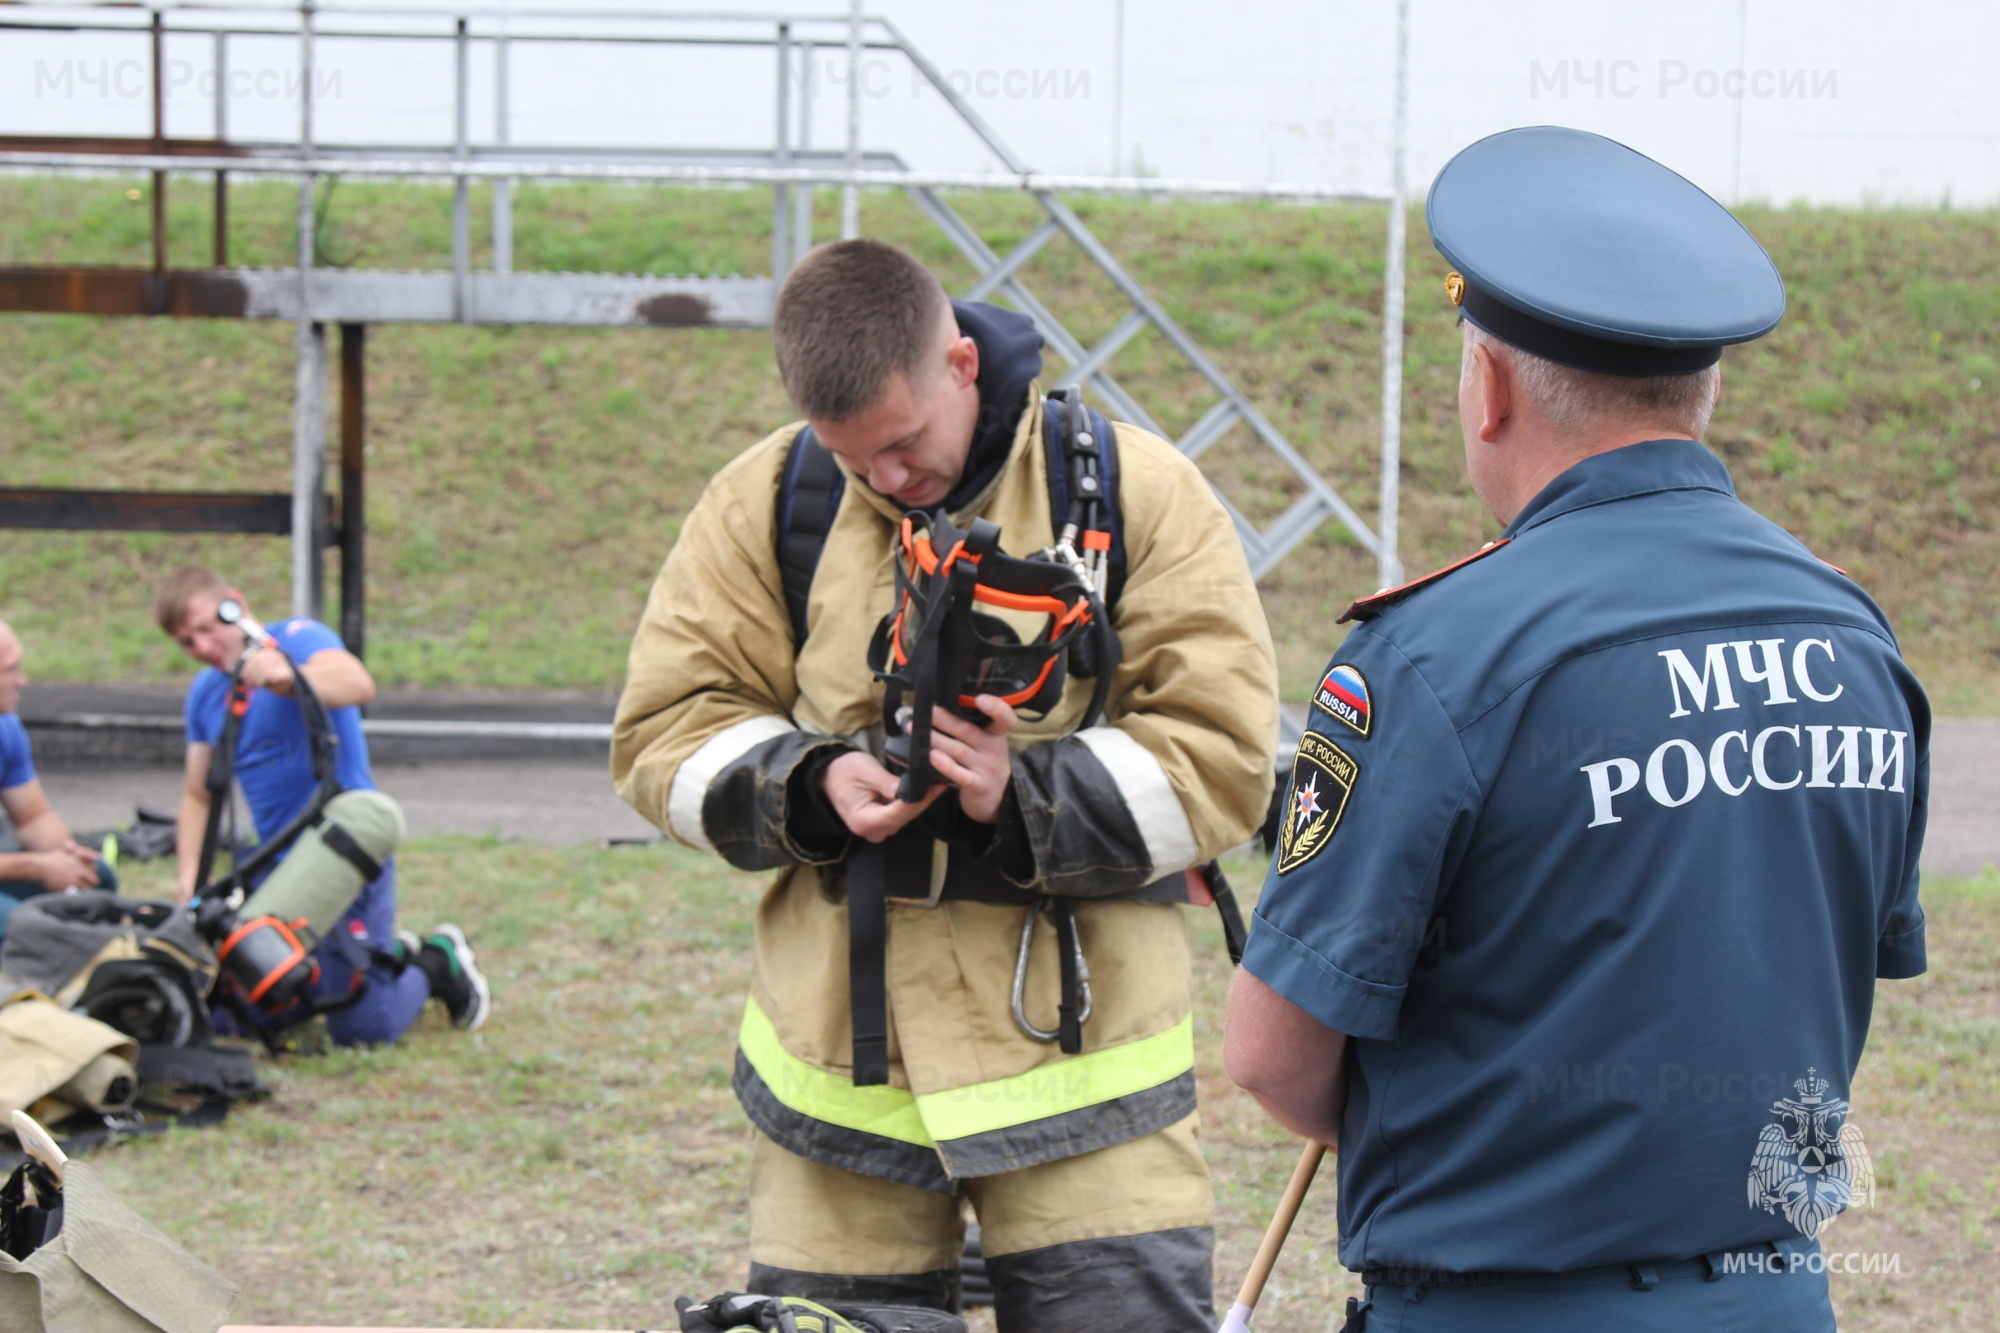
left=1011, top=900, right=1093, bottom=1042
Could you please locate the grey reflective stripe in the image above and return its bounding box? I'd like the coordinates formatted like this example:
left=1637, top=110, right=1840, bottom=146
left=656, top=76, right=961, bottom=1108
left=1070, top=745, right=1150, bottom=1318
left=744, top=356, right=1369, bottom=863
left=667, top=715, right=796, bottom=851
left=1073, top=726, right=1199, bottom=876
left=745, top=1263, right=962, bottom=1315
left=931, top=1069, right=1197, bottom=1180
left=986, top=1225, right=1216, bottom=1333
left=732, top=1049, right=955, bottom=1195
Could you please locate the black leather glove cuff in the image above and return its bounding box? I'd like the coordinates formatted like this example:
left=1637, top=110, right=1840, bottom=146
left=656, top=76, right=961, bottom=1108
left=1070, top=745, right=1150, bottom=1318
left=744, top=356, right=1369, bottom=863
left=982, top=786, right=1038, bottom=886
left=786, top=744, right=856, bottom=862
left=909, top=784, right=1031, bottom=883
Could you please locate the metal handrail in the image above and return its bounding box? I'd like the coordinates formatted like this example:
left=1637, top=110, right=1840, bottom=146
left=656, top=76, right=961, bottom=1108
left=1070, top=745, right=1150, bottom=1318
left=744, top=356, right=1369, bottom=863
left=0, top=149, right=1391, bottom=203
left=0, top=0, right=1413, bottom=594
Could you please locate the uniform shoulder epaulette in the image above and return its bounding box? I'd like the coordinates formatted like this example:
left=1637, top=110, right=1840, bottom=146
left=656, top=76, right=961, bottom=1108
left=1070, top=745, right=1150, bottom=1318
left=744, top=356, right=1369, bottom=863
left=1338, top=539, right=1511, bottom=624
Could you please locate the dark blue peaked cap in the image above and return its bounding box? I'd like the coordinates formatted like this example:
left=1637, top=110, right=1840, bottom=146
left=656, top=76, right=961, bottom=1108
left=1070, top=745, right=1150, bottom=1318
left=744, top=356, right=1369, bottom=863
left=1427, top=126, right=1785, bottom=376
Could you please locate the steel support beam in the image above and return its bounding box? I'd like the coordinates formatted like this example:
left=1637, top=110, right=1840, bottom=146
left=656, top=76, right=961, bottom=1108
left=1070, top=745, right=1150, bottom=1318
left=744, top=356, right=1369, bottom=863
left=0, top=489, right=323, bottom=534
left=340, top=323, right=367, bottom=659
left=291, top=0, right=320, bottom=620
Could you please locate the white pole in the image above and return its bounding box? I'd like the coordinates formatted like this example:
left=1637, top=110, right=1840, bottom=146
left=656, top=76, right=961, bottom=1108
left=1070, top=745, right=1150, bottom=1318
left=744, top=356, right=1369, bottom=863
left=1111, top=0, right=1125, bottom=174
left=452, top=16, right=471, bottom=319
left=1375, top=0, right=1410, bottom=591
left=494, top=20, right=512, bottom=274
left=795, top=41, right=814, bottom=256
left=772, top=22, right=792, bottom=281
left=1730, top=0, right=1748, bottom=204
left=841, top=0, right=861, bottom=238
left=291, top=0, right=325, bottom=619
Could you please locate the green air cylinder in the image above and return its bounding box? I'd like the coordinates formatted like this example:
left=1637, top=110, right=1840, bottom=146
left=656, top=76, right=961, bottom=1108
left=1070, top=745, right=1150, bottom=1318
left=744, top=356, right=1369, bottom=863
left=238, top=790, right=406, bottom=945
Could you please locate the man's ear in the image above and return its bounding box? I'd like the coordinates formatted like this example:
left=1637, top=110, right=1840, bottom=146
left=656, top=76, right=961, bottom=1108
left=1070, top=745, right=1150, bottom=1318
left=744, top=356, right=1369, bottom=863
left=944, top=333, right=979, bottom=391
left=1474, top=341, right=1510, bottom=444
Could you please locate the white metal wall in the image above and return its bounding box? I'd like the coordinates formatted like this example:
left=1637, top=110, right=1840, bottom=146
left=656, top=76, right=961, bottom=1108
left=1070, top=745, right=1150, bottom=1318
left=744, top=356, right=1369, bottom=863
left=3, top=0, right=1994, bottom=207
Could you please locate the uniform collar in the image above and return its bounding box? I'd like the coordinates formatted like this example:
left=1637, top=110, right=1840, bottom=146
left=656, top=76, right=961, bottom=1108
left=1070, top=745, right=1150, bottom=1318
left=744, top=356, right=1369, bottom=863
left=1503, top=438, right=1736, bottom=538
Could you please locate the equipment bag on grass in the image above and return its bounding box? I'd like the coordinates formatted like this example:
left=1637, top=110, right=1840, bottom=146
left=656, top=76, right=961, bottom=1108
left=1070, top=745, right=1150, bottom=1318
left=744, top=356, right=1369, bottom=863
left=0, top=994, right=139, bottom=1126
left=1, top=893, right=218, bottom=1046
left=0, top=895, right=265, bottom=1161
left=677, top=1292, right=966, bottom=1333
left=0, top=1116, right=238, bottom=1333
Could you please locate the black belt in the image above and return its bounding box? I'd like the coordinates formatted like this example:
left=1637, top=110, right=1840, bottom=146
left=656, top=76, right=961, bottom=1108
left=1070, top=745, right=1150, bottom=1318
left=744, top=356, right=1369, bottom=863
left=913, top=851, right=1202, bottom=906
left=843, top=830, right=1246, bottom=1087
left=1361, top=1235, right=1821, bottom=1293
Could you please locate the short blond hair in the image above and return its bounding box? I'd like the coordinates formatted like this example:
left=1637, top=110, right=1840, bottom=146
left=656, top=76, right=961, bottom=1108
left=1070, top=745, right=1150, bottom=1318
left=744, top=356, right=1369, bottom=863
left=152, top=567, right=230, bottom=634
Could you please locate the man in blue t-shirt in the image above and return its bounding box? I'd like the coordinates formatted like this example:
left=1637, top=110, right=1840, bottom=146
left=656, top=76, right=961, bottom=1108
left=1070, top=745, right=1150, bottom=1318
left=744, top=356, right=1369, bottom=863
left=0, top=619, right=117, bottom=943
left=155, top=568, right=489, bottom=1044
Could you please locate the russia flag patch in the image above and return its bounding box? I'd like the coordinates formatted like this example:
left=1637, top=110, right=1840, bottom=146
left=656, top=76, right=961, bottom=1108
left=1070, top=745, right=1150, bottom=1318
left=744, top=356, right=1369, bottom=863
left=1312, top=663, right=1372, bottom=737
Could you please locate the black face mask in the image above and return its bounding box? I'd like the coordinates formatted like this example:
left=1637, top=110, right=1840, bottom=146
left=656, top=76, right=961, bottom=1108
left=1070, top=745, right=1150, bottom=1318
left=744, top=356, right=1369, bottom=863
left=867, top=510, right=1119, bottom=802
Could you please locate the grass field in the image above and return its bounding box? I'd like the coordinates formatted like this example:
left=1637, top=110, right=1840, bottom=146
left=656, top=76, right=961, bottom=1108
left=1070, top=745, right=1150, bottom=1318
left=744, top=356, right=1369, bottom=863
left=70, top=844, right=2000, bottom=1332
left=0, top=176, right=1996, bottom=710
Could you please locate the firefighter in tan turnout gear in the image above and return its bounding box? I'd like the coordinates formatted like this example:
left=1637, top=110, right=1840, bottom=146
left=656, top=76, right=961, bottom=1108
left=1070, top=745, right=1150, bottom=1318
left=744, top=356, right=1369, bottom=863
left=613, top=239, right=1277, bottom=1331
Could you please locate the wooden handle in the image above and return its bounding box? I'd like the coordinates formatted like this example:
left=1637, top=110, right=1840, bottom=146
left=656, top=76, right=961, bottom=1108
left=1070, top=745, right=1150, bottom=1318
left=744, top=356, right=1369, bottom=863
left=10, top=1110, right=67, bottom=1186
left=1232, top=1140, right=1326, bottom=1312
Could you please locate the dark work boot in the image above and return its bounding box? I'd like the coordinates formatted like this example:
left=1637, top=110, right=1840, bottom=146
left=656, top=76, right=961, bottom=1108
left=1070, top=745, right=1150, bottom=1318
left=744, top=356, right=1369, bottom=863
left=414, top=923, right=491, bottom=1031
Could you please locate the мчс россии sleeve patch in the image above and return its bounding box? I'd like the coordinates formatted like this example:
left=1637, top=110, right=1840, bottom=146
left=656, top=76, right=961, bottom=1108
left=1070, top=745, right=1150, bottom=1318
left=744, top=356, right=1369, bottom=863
left=1276, top=732, right=1359, bottom=874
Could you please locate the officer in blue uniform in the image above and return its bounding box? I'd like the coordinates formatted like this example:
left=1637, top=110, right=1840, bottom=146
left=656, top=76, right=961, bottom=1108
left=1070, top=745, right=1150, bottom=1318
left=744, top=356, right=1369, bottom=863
left=1224, top=126, right=1928, bottom=1331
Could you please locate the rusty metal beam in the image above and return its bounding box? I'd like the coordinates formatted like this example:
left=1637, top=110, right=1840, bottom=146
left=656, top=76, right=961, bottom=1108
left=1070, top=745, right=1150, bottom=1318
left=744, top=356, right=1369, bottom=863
left=150, top=11, right=166, bottom=276
left=0, top=267, right=249, bottom=318
left=0, top=489, right=335, bottom=535
left=0, top=136, right=248, bottom=158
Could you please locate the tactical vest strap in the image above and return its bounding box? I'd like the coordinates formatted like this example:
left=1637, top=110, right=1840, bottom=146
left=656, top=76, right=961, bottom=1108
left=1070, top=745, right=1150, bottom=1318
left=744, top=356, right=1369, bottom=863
left=1041, top=393, right=1126, bottom=607
left=843, top=830, right=929, bottom=1087
left=776, top=425, right=849, bottom=647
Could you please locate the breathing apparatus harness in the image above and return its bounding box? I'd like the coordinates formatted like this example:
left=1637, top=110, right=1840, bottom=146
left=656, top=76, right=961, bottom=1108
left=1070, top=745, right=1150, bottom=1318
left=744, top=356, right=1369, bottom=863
left=186, top=602, right=379, bottom=1038
left=779, top=389, right=1246, bottom=1086
left=869, top=505, right=1119, bottom=802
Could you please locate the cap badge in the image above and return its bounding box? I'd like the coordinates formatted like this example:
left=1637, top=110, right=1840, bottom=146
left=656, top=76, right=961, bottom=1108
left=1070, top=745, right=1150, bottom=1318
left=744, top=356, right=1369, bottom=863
left=1445, top=271, right=1465, bottom=306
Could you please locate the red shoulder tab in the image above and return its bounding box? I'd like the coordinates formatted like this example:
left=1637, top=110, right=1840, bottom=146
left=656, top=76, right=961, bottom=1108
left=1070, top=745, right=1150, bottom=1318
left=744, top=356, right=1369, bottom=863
left=1338, top=539, right=1511, bottom=624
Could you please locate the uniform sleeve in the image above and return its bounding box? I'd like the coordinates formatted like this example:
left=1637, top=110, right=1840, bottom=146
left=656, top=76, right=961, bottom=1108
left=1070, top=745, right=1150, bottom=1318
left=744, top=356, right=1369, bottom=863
left=1877, top=720, right=1930, bottom=980
left=611, top=437, right=851, bottom=870
left=1244, top=631, right=1480, bottom=1041
left=274, top=618, right=345, bottom=660
left=0, top=716, right=35, bottom=790
left=1012, top=429, right=1279, bottom=896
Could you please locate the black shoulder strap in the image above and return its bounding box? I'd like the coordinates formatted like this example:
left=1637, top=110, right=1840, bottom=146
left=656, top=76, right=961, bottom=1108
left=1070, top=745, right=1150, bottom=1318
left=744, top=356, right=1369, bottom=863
left=316, top=816, right=383, bottom=884
left=776, top=425, right=848, bottom=647
left=1042, top=395, right=1127, bottom=607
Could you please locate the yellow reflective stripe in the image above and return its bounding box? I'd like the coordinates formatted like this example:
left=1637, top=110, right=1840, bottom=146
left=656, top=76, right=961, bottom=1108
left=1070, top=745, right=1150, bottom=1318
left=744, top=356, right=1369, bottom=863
left=737, top=996, right=935, bottom=1148
left=916, top=1017, right=1195, bottom=1144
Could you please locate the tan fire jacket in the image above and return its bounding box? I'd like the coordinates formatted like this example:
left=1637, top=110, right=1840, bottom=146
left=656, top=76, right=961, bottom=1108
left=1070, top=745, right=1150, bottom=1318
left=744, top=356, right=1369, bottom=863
left=613, top=388, right=1276, bottom=1190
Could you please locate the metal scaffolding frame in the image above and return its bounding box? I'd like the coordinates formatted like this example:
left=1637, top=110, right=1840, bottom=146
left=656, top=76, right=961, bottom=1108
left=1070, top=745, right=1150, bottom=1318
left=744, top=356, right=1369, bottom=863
left=0, top=1, right=1412, bottom=641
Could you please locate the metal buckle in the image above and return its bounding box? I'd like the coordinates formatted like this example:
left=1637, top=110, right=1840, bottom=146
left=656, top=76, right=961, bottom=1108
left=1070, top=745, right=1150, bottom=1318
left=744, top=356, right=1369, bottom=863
left=1011, top=903, right=1092, bottom=1041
